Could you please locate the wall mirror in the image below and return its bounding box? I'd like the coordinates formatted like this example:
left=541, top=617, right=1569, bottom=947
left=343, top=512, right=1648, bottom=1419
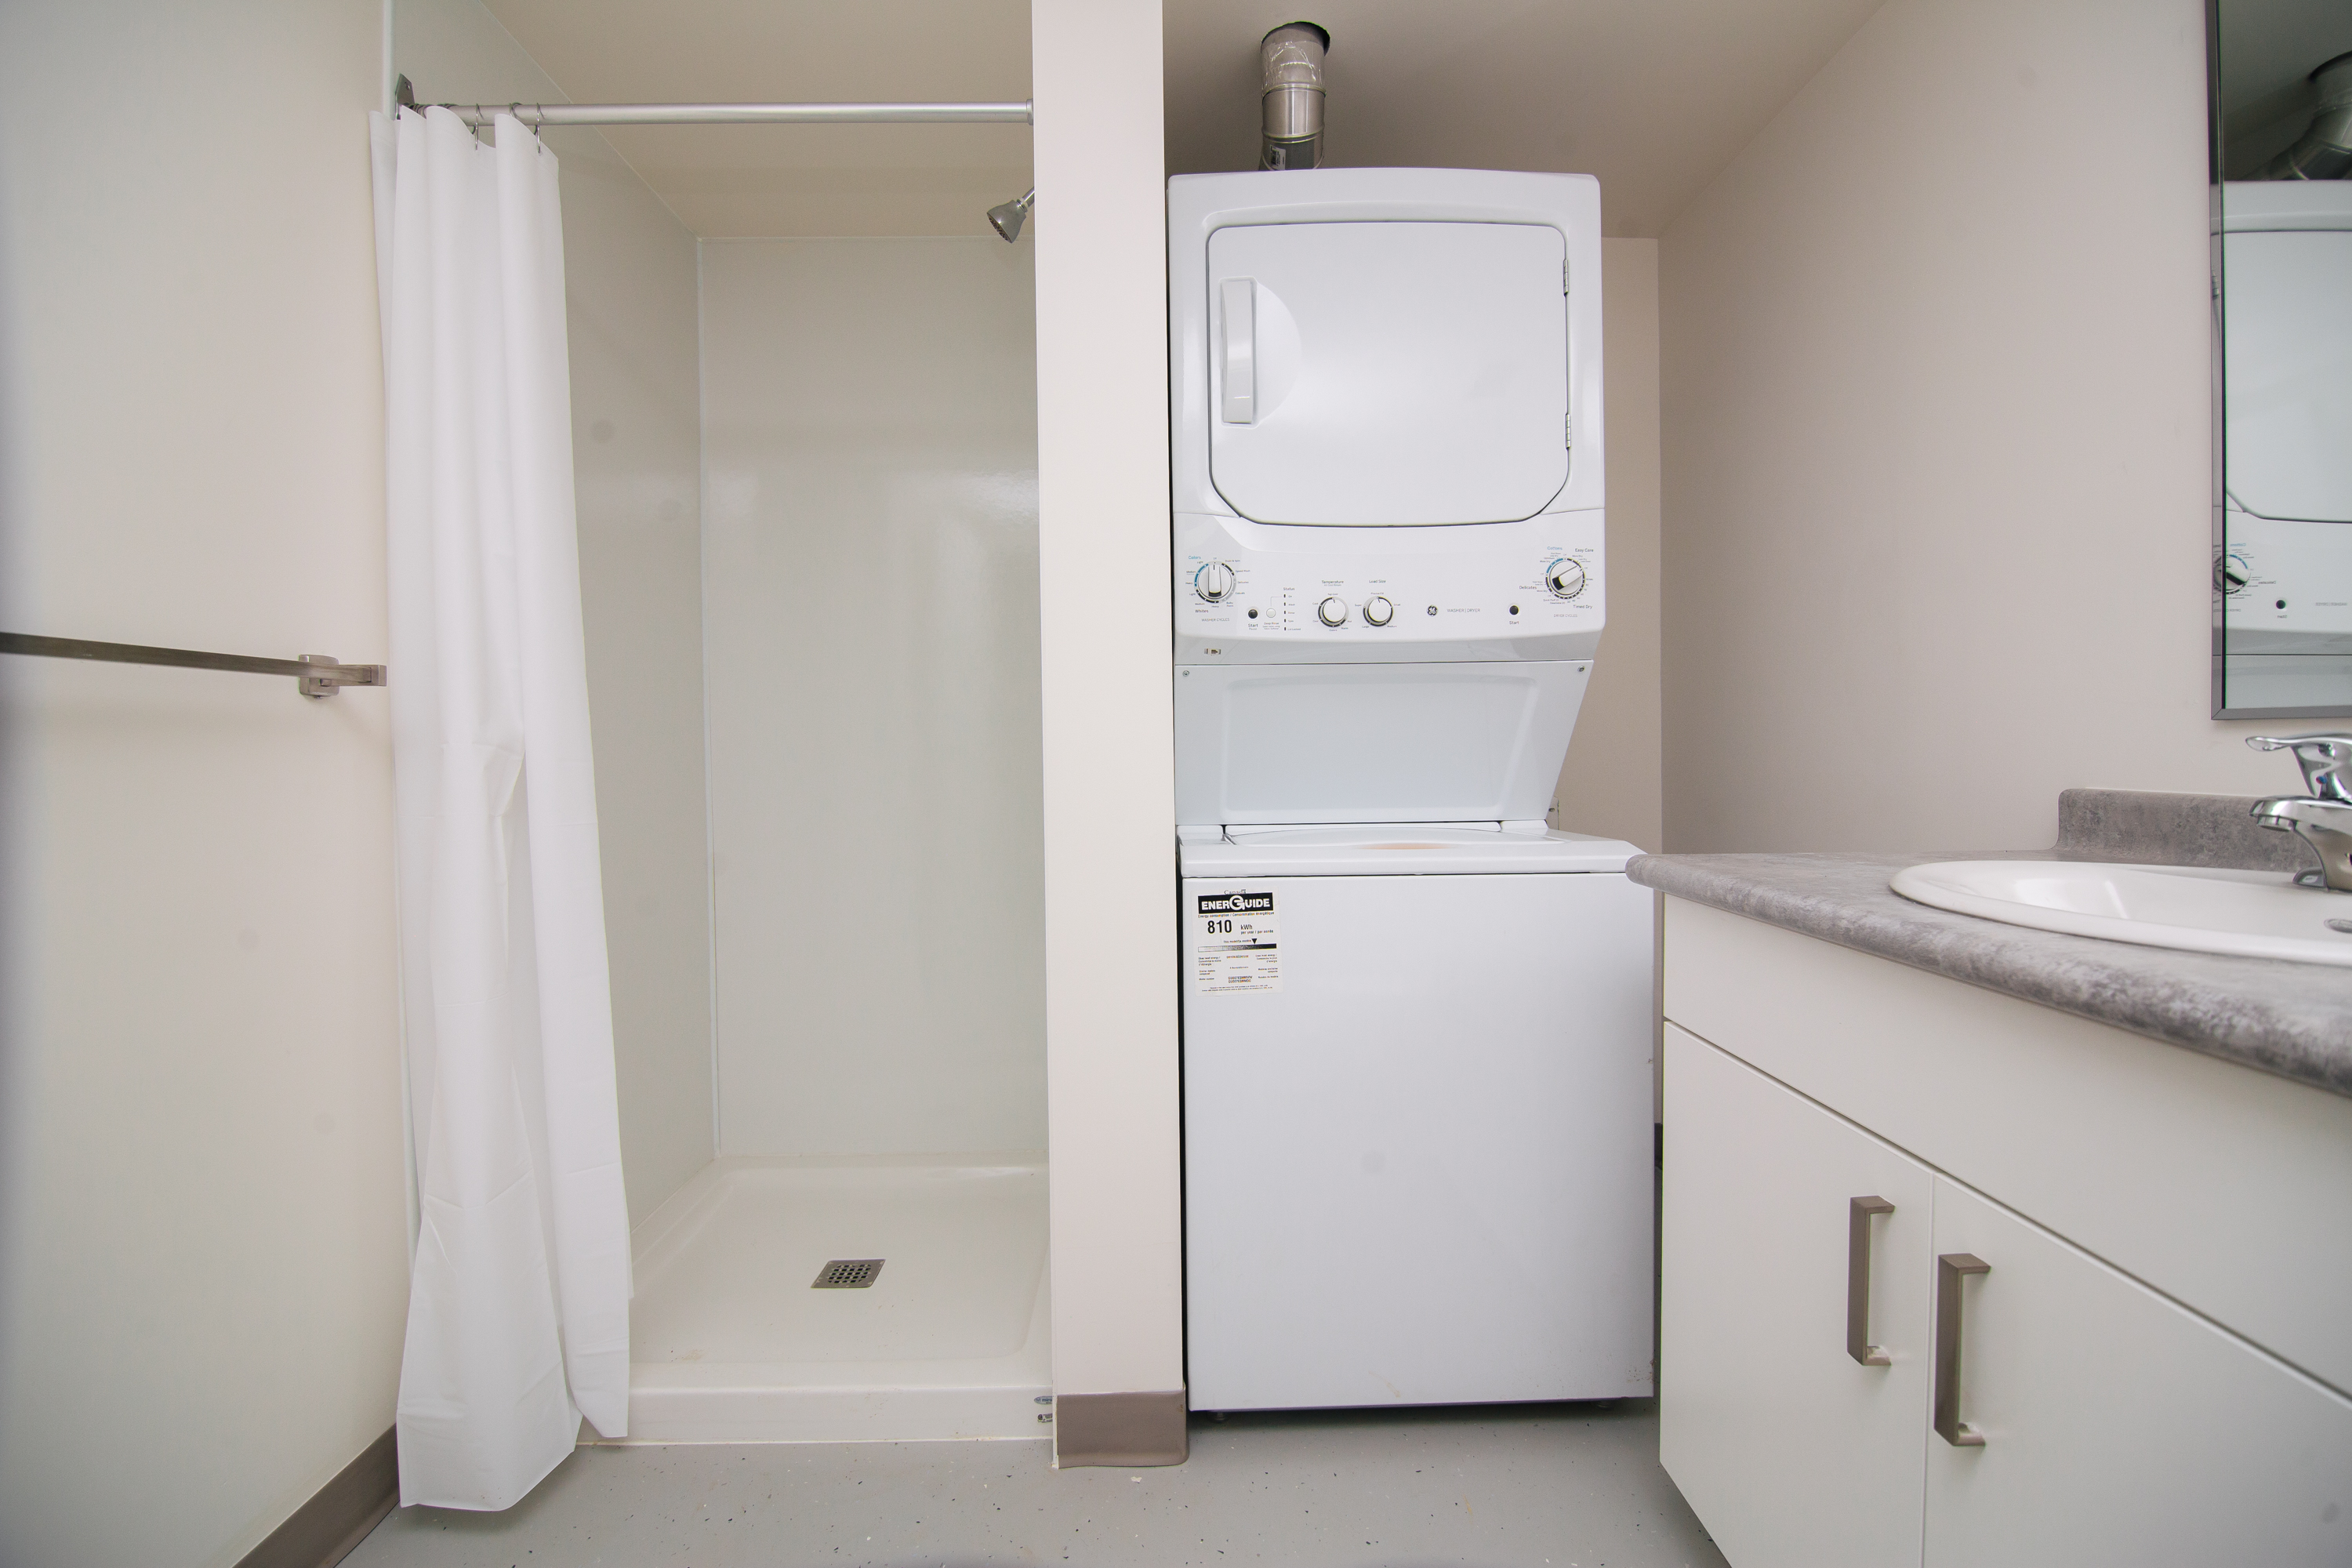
left=2211, top=0, right=2352, bottom=717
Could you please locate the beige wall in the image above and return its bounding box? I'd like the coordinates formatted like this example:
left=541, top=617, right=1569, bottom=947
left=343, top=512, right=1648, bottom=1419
left=395, top=0, right=714, bottom=1225
left=1555, top=238, right=1664, bottom=852
left=1032, top=0, right=1186, bottom=1422
left=699, top=238, right=1044, bottom=1159
left=0, top=4, right=714, bottom=1562
left=0, top=5, right=407, bottom=1566
left=1659, top=0, right=2281, bottom=855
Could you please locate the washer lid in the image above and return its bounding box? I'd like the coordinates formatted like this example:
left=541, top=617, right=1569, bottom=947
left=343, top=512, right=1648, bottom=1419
left=1179, top=822, right=1639, bottom=877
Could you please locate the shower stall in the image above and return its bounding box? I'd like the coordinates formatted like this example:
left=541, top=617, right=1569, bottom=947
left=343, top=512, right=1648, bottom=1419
left=394, top=0, right=1049, bottom=1448
left=630, top=235, right=1048, bottom=1444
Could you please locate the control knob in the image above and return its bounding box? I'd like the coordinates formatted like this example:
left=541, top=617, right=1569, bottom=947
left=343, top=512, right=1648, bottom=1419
left=1363, top=596, right=1393, bottom=626
left=1544, top=557, right=1588, bottom=601
left=1194, top=561, right=1236, bottom=603
left=1317, top=596, right=1350, bottom=627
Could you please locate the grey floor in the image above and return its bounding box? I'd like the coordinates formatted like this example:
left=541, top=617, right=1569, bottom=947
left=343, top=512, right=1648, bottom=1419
left=347, top=1401, right=1726, bottom=1567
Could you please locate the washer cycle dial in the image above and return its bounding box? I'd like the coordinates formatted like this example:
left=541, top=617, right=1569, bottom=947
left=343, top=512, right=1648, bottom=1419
left=1194, top=561, right=1236, bottom=602
left=1317, top=596, right=1350, bottom=627
left=1363, top=596, right=1394, bottom=626
left=1544, top=557, right=1588, bottom=601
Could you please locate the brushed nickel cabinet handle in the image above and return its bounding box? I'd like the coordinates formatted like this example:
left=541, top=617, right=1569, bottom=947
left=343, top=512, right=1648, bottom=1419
left=1847, top=1196, right=1896, bottom=1365
left=1935, top=1252, right=1992, bottom=1447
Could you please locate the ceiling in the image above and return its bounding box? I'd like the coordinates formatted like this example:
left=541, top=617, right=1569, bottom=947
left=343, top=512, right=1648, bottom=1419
left=2217, top=0, right=2352, bottom=177
left=481, top=0, right=1883, bottom=240
left=1167, top=0, right=1884, bottom=238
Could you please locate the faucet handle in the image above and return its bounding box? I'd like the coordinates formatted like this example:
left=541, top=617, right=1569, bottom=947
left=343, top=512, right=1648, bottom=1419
left=2249, top=734, right=2352, bottom=804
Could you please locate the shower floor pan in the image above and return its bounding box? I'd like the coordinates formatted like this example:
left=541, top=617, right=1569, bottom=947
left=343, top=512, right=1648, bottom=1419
left=606, top=1154, right=1051, bottom=1445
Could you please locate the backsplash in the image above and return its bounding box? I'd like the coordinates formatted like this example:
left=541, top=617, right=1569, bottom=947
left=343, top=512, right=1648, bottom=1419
left=2054, top=789, right=2310, bottom=873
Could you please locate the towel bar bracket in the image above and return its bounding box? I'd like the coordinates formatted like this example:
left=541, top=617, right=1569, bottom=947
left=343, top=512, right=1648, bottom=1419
left=298, top=653, right=389, bottom=699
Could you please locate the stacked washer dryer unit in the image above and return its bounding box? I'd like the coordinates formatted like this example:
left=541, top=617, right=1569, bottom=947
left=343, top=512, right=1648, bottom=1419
left=1171, top=167, right=1655, bottom=1414
left=2217, top=177, right=2352, bottom=710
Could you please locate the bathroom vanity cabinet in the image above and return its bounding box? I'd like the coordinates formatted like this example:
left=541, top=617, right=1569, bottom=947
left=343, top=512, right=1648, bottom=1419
left=1657, top=899, right=2352, bottom=1568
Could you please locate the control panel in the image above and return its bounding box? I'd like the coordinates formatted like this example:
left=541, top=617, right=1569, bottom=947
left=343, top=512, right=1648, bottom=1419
left=1175, top=510, right=1605, bottom=663
left=2218, top=509, right=2352, bottom=642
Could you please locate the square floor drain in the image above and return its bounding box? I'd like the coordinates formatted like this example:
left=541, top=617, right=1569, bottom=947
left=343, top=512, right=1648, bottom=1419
left=811, top=1258, right=884, bottom=1289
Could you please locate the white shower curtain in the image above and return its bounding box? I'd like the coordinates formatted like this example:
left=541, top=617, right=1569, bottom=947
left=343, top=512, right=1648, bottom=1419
left=368, top=106, right=630, bottom=1510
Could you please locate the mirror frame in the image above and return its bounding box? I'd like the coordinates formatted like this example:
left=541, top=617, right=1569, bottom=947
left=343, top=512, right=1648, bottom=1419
left=2209, top=0, right=2352, bottom=719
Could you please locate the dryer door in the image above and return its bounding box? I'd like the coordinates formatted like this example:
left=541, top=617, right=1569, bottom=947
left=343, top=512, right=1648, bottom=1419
left=1207, top=220, right=1569, bottom=527
left=2223, top=227, right=2352, bottom=522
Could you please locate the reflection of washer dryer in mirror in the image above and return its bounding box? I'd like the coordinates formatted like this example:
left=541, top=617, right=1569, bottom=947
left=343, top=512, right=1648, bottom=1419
left=2222, top=180, right=2352, bottom=524
left=2220, top=510, right=2352, bottom=648
left=2216, top=546, right=2251, bottom=598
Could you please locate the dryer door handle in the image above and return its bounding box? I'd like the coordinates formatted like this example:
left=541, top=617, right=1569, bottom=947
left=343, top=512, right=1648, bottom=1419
left=1220, top=278, right=1255, bottom=424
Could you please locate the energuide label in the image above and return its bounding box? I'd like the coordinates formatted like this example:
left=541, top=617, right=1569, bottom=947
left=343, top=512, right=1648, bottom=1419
left=1194, top=888, right=1281, bottom=993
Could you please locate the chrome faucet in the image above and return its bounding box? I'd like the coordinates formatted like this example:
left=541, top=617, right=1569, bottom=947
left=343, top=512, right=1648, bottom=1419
left=2249, top=734, right=2352, bottom=891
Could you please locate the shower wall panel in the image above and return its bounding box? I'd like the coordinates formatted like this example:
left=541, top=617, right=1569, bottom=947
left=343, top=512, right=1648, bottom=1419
left=562, top=149, right=713, bottom=1229
left=702, top=238, right=1045, bottom=1157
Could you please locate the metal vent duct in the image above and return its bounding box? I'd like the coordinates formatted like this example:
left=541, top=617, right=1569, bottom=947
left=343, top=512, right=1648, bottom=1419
left=2256, top=51, right=2352, bottom=181
left=1259, top=22, right=1330, bottom=171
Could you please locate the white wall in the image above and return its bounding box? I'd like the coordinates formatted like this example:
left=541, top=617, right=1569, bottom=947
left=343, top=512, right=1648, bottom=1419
left=0, top=5, right=406, bottom=1566
left=1554, top=238, right=1664, bottom=852
left=395, top=0, right=713, bottom=1225
left=1659, top=0, right=2282, bottom=855
left=699, top=237, right=1046, bottom=1158
left=1031, top=0, right=1186, bottom=1416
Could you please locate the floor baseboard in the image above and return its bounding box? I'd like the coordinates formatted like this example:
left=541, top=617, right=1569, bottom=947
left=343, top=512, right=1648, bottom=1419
left=234, top=1427, right=397, bottom=1568
left=1053, top=1389, right=1189, bottom=1467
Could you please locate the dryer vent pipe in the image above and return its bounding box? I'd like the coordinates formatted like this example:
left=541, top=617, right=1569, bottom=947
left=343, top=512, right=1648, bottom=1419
left=1259, top=21, right=1330, bottom=171
left=2256, top=51, right=2352, bottom=181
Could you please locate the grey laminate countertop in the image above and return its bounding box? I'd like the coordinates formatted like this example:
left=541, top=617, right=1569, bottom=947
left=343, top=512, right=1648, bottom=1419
left=1624, top=791, right=2352, bottom=1100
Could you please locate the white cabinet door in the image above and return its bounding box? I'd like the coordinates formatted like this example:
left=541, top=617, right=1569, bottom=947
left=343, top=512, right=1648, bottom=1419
left=1661, top=1026, right=1935, bottom=1568
left=1925, top=1178, right=2352, bottom=1566
left=1205, top=220, right=1569, bottom=526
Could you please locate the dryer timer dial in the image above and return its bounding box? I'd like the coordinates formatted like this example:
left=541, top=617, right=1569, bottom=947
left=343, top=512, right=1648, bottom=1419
left=1544, top=557, right=1588, bottom=601
left=1194, top=561, right=1236, bottom=602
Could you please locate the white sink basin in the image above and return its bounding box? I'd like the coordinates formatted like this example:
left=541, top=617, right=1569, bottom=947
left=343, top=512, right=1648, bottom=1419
left=1890, top=860, right=2352, bottom=966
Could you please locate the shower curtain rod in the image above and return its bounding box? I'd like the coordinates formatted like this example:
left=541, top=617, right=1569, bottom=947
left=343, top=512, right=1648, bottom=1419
left=429, top=99, right=1033, bottom=129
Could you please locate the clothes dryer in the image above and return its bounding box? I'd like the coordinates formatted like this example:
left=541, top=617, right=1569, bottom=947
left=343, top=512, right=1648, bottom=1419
left=1168, top=168, right=1608, bottom=829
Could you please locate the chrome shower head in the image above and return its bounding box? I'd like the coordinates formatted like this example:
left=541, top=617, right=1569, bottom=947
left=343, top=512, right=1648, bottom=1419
left=988, top=189, right=1035, bottom=242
